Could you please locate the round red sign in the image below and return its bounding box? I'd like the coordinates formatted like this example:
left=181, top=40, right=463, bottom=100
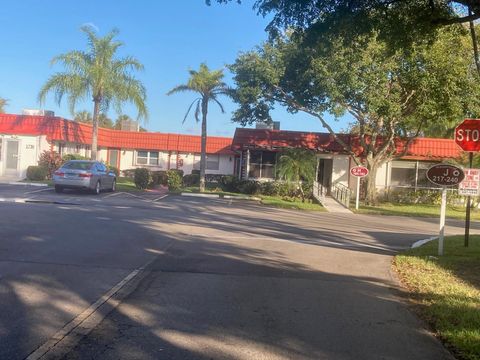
left=350, top=166, right=369, bottom=177
left=455, top=119, right=480, bottom=152
left=426, top=164, right=465, bottom=187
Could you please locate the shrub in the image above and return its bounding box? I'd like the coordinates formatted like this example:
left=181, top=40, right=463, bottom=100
left=62, top=154, right=88, bottom=161
left=150, top=171, right=168, bottom=186
left=26, top=166, right=48, bottom=181
left=220, top=175, right=240, bottom=192
left=260, top=181, right=281, bottom=196
left=183, top=173, right=200, bottom=187
left=191, top=169, right=200, bottom=176
left=167, top=169, right=182, bottom=191
left=237, top=180, right=261, bottom=195
left=108, top=165, right=120, bottom=176
left=38, top=151, right=63, bottom=179
left=134, top=168, right=151, bottom=189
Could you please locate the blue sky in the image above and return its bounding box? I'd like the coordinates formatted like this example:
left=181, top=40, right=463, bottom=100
left=0, top=1, right=350, bottom=136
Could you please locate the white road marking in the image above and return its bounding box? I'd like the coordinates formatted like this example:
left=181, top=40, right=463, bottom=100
left=151, top=194, right=168, bottom=202
left=24, top=188, right=53, bottom=194
left=24, top=240, right=173, bottom=360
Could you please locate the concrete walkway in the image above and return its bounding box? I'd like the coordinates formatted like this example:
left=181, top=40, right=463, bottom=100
left=321, top=195, right=353, bottom=213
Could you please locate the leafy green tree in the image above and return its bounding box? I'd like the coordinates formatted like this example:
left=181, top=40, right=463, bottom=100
left=167, top=63, right=230, bottom=192
left=277, top=148, right=316, bottom=202
left=38, top=25, right=148, bottom=160
left=74, top=110, right=92, bottom=123
left=0, top=98, right=8, bottom=113
left=230, top=27, right=480, bottom=204
left=74, top=111, right=113, bottom=128
left=211, top=1, right=479, bottom=47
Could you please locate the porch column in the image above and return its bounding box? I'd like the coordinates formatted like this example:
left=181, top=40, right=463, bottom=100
left=245, top=149, right=250, bottom=180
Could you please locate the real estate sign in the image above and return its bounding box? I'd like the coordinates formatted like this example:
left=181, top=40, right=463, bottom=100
left=458, top=168, right=480, bottom=196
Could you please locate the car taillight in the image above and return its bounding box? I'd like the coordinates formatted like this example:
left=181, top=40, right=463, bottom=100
left=79, top=173, right=93, bottom=178
left=54, top=171, right=64, bottom=176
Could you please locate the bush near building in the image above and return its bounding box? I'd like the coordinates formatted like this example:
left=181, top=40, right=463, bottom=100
left=26, top=166, right=48, bottom=181
left=38, top=151, right=63, bottom=179
left=167, top=169, right=183, bottom=191
left=134, top=168, right=151, bottom=189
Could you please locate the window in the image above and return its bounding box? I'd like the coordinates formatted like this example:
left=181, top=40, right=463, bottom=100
left=136, top=151, right=159, bottom=166
left=390, top=161, right=436, bottom=188
left=193, top=154, right=220, bottom=170
left=206, top=154, right=219, bottom=170
left=248, top=150, right=276, bottom=179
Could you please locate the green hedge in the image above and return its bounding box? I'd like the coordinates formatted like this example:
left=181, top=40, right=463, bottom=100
left=134, top=168, right=151, bottom=189
left=26, top=166, right=48, bottom=181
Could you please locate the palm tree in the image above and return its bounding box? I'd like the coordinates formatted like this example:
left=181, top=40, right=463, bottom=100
left=0, top=98, right=8, bottom=113
left=38, top=25, right=148, bottom=160
left=74, top=110, right=92, bottom=123
left=167, top=63, right=230, bottom=192
left=277, top=148, right=317, bottom=202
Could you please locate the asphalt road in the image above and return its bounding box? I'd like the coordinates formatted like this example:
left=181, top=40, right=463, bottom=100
left=0, top=184, right=476, bottom=359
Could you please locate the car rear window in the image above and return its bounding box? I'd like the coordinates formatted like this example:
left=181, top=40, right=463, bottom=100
left=63, top=161, right=93, bottom=170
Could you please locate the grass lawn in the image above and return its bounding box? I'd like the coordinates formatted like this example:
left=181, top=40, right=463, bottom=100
left=177, top=186, right=325, bottom=211
left=259, top=195, right=326, bottom=211
left=116, top=177, right=143, bottom=192
left=355, top=203, right=480, bottom=221
left=394, top=236, right=480, bottom=360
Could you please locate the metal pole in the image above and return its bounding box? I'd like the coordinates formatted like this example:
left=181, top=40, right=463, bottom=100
left=439, top=187, right=447, bottom=256
left=465, top=152, right=473, bottom=247
left=355, top=176, right=360, bottom=210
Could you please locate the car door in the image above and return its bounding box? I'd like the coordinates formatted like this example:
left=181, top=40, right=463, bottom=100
left=98, top=163, right=113, bottom=188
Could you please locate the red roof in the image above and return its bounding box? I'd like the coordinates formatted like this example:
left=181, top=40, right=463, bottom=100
left=0, top=114, right=235, bottom=155
left=232, top=128, right=462, bottom=160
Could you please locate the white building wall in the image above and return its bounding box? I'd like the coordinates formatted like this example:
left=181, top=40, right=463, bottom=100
left=117, top=150, right=235, bottom=176
left=0, top=134, right=46, bottom=179
left=331, top=155, right=349, bottom=186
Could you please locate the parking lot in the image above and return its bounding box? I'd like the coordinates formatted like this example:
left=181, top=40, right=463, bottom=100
left=0, top=183, right=476, bottom=359
left=0, top=183, right=168, bottom=207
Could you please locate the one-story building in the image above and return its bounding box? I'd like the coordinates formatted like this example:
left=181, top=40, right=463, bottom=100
left=0, top=114, right=235, bottom=180
left=0, top=113, right=463, bottom=203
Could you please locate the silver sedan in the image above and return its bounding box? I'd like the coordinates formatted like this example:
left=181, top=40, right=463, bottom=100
left=52, top=160, right=116, bottom=194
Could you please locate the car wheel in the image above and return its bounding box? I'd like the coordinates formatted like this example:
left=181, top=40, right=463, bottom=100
left=55, top=185, right=63, bottom=193
left=94, top=181, right=101, bottom=195
left=111, top=179, right=116, bottom=192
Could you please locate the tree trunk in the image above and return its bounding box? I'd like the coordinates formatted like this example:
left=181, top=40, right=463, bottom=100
left=199, top=98, right=208, bottom=192
left=365, top=159, right=379, bottom=206
left=469, top=7, right=480, bottom=76
left=91, top=99, right=100, bottom=160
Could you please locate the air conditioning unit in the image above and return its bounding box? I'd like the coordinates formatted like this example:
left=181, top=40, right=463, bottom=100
left=22, top=109, right=55, bottom=116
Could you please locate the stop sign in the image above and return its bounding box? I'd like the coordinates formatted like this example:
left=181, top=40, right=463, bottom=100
left=455, top=119, right=480, bottom=152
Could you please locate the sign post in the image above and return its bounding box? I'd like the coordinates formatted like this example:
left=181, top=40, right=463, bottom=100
left=350, top=166, right=369, bottom=210
left=458, top=162, right=480, bottom=247
left=426, top=164, right=465, bottom=256
left=454, top=119, right=480, bottom=247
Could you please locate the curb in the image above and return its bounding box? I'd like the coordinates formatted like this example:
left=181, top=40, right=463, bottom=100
left=0, top=198, right=79, bottom=205
left=411, top=236, right=438, bottom=249
left=223, top=195, right=261, bottom=201
left=181, top=193, right=219, bottom=198
left=0, top=182, right=49, bottom=187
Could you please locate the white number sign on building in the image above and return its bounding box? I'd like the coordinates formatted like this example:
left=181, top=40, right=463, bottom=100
left=458, top=168, right=480, bottom=196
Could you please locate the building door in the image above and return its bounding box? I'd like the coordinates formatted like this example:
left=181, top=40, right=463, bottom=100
left=5, top=140, right=20, bottom=176
left=108, top=149, right=119, bottom=168
left=317, top=158, right=333, bottom=195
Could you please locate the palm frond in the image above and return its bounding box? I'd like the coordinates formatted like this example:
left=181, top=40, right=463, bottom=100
left=182, top=98, right=201, bottom=124
left=194, top=99, right=201, bottom=123
left=211, top=96, right=226, bottom=113
left=167, top=84, right=192, bottom=96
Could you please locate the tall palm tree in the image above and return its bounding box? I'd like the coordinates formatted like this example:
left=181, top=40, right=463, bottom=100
left=0, top=98, right=8, bottom=113
left=168, top=63, right=230, bottom=192
left=38, top=25, right=148, bottom=160
left=74, top=110, right=92, bottom=123
left=277, top=148, right=317, bottom=202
